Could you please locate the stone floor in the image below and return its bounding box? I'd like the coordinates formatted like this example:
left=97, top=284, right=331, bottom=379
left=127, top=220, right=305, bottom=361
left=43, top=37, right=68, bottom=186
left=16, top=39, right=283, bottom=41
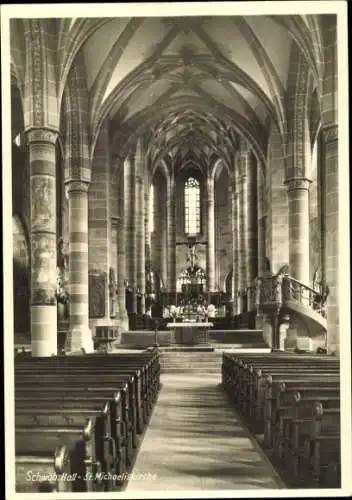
left=126, top=374, right=285, bottom=492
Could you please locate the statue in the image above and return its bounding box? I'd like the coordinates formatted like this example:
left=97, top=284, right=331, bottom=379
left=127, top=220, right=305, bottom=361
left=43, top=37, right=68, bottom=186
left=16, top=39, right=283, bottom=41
left=56, top=237, right=69, bottom=322
left=109, top=267, right=118, bottom=318
left=56, top=237, right=69, bottom=306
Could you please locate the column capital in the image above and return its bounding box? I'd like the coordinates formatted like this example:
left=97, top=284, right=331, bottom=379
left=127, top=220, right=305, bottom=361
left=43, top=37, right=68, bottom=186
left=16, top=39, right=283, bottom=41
left=321, top=123, right=338, bottom=143
left=25, top=127, right=59, bottom=145
left=284, top=177, right=312, bottom=192
left=238, top=137, right=251, bottom=155
left=65, top=180, right=90, bottom=195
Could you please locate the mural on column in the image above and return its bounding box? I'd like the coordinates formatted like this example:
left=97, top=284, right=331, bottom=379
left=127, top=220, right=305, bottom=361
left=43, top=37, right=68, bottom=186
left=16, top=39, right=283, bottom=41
left=31, top=233, right=56, bottom=304
left=30, top=176, right=56, bottom=232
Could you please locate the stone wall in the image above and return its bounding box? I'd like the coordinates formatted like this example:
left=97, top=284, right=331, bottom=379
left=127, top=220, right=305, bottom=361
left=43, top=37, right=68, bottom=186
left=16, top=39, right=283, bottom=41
left=215, top=168, right=232, bottom=290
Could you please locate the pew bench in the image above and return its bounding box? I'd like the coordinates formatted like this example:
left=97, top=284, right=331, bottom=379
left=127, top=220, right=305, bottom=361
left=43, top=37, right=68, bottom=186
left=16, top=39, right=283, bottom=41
left=16, top=418, right=102, bottom=492
left=16, top=445, right=71, bottom=493
left=16, top=366, right=146, bottom=434
left=221, top=352, right=341, bottom=489
left=274, top=388, right=339, bottom=460
left=15, top=382, right=133, bottom=476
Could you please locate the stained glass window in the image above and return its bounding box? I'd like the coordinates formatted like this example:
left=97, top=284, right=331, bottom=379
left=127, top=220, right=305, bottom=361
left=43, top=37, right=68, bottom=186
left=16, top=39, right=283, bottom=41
left=184, top=177, right=200, bottom=235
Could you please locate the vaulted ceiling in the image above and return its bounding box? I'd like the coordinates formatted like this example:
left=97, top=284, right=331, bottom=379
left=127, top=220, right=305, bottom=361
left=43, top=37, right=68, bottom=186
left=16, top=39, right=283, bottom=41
left=12, top=15, right=323, bottom=175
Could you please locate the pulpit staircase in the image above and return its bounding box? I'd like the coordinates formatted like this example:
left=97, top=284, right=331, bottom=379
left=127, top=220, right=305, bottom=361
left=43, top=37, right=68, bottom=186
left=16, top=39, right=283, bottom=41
left=246, top=274, right=328, bottom=349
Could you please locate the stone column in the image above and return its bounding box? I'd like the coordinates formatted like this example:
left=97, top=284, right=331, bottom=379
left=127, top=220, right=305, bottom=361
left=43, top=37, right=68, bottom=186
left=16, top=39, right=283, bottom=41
left=135, top=168, right=146, bottom=314
left=27, top=128, right=58, bottom=356
left=237, top=164, right=248, bottom=310
left=230, top=181, right=240, bottom=315
left=160, top=185, right=168, bottom=289
left=207, top=177, right=216, bottom=292
left=322, top=124, right=339, bottom=354
left=257, top=165, right=266, bottom=277
left=246, top=153, right=258, bottom=284
left=284, top=177, right=311, bottom=284
left=117, top=214, right=129, bottom=330
left=144, top=180, right=151, bottom=311
left=65, top=180, right=93, bottom=352
left=124, top=155, right=137, bottom=313
left=167, top=177, right=176, bottom=301
left=110, top=216, right=119, bottom=319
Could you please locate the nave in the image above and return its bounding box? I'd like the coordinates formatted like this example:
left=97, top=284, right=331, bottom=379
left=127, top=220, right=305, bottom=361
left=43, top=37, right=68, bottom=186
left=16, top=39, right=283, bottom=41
left=127, top=373, right=285, bottom=491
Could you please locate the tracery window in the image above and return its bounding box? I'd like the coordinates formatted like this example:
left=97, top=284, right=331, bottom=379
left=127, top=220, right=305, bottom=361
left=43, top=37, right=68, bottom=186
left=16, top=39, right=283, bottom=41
left=184, top=177, right=200, bottom=235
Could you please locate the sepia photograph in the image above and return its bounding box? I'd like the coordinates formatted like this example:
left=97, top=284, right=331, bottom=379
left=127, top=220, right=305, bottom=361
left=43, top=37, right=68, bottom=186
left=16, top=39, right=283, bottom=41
left=2, top=2, right=351, bottom=498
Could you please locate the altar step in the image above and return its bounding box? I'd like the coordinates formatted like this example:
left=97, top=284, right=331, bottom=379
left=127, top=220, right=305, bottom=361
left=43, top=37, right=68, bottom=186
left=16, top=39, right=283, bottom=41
left=159, top=350, right=222, bottom=374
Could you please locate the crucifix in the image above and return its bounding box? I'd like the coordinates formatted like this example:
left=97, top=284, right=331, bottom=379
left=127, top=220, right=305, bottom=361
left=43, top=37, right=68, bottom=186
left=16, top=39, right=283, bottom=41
left=176, top=237, right=208, bottom=271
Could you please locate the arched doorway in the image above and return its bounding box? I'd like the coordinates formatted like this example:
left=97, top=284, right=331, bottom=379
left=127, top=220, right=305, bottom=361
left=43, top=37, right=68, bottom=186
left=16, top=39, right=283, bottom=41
left=13, top=215, right=30, bottom=339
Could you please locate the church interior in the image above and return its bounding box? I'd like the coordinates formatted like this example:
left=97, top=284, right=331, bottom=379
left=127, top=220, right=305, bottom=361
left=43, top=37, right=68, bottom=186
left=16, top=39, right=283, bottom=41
left=8, top=11, right=346, bottom=495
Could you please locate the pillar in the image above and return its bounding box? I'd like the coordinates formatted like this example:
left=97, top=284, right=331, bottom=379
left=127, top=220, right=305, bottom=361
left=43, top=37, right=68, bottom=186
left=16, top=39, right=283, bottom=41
left=167, top=177, right=176, bottom=301
left=27, top=128, right=58, bottom=356
left=124, top=155, right=137, bottom=313
left=230, top=181, right=240, bottom=315
left=322, top=125, right=339, bottom=354
left=160, top=184, right=168, bottom=289
left=257, top=164, right=266, bottom=277
left=65, top=180, right=93, bottom=352
left=284, top=177, right=311, bottom=284
left=207, top=177, right=216, bottom=292
left=117, top=214, right=129, bottom=330
left=135, top=157, right=146, bottom=315
left=144, top=180, right=151, bottom=311
left=246, top=153, right=258, bottom=284
left=237, top=154, right=249, bottom=309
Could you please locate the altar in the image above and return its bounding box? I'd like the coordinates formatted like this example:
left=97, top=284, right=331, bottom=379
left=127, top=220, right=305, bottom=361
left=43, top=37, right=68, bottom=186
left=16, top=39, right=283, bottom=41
left=166, top=321, right=213, bottom=345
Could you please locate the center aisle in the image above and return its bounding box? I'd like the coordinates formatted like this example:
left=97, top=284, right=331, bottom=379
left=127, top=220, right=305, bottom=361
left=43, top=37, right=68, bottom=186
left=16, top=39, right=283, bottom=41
left=126, top=374, right=285, bottom=491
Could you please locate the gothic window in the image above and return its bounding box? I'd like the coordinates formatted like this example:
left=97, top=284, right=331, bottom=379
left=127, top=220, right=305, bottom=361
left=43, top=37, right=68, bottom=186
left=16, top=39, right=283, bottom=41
left=184, top=177, right=200, bottom=235
left=149, top=183, right=155, bottom=233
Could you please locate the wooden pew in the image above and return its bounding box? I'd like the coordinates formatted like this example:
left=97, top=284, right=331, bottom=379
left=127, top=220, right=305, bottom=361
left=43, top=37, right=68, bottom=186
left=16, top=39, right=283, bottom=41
left=288, top=400, right=340, bottom=486
left=16, top=364, right=146, bottom=434
left=16, top=353, right=160, bottom=419
left=15, top=382, right=133, bottom=476
left=15, top=399, right=119, bottom=492
left=16, top=445, right=71, bottom=493
left=15, top=392, right=126, bottom=483
left=16, top=418, right=102, bottom=492
left=273, top=385, right=339, bottom=461
left=15, top=351, right=160, bottom=490
left=306, top=402, right=341, bottom=488
left=15, top=359, right=158, bottom=473
left=263, top=371, right=339, bottom=446
left=221, top=352, right=341, bottom=488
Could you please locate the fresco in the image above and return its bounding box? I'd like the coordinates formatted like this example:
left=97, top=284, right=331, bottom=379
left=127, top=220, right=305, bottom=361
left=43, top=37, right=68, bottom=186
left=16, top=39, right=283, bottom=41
left=30, top=176, right=55, bottom=232
left=31, top=233, right=56, bottom=304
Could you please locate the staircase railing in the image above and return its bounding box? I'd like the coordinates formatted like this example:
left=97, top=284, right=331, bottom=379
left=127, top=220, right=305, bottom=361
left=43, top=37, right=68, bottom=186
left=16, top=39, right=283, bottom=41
left=247, top=274, right=327, bottom=320
left=281, top=275, right=327, bottom=318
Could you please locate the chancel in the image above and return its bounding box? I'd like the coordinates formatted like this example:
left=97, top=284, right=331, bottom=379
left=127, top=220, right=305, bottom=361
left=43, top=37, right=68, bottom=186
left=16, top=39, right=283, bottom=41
left=8, top=6, right=347, bottom=496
